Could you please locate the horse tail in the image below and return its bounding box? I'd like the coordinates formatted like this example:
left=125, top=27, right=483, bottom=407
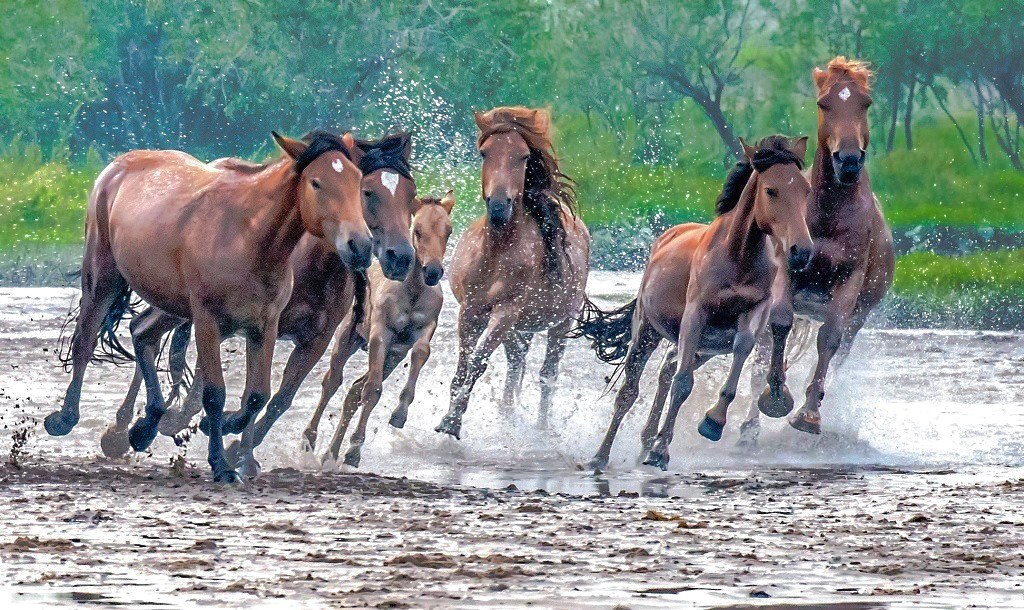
left=784, top=317, right=816, bottom=367
left=57, top=282, right=139, bottom=373
left=571, top=296, right=638, bottom=365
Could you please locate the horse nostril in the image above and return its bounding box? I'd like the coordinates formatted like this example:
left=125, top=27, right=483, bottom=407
left=859, top=149, right=867, bottom=163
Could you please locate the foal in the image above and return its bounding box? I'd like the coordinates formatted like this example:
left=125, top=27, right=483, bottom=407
left=305, top=192, right=456, bottom=467
left=578, top=136, right=813, bottom=471
left=46, top=132, right=371, bottom=482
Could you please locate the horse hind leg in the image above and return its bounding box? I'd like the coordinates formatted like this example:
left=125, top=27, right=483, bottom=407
left=738, top=333, right=771, bottom=448
left=640, top=346, right=677, bottom=454
left=100, top=364, right=143, bottom=458
left=127, top=309, right=182, bottom=451
left=538, top=320, right=571, bottom=426
left=501, top=331, right=531, bottom=408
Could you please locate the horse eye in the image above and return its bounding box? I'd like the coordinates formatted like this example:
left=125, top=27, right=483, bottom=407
left=520, top=154, right=530, bottom=162
left=310, top=179, right=321, bottom=190
left=817, top=100, right=830, bottom=111
left=766, top=187, right=778, bottom=198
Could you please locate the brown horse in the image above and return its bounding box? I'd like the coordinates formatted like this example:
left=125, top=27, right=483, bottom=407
left=45, top=131, right=372, bottom=482
left=434, top=107, right=589, bottom=440
left=577, top=136, right=813, bottom=471
left=99, top=134, right=420, bottom=479
left=306, top=191, right=456, bottom=466
left=738, top=57, right=895, bottom=442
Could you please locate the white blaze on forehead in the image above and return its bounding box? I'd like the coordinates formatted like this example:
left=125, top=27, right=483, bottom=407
left=332, top=158, right=345, bottom=173
left=381, top=171, right=400, bottom=196
left=838, top=86, right=851, bottom=101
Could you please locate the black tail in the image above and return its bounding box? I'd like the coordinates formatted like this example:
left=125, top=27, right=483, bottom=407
left=570, top=296, right=638, bottom=365
left=352, top=270, right=368, bottom=326
left=57, top=283, right=140, bottom=372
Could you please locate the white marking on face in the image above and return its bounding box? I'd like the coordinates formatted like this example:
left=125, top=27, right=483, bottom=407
left=788, top=177, right=795, bottom=185
left=838, top=86, right=851, bottom=101
left=381, top=171, right=400, bottom=196
left=332, top=158, right=345, bottom=173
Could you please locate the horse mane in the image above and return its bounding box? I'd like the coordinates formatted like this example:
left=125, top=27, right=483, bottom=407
left=715, top=135, right=805, bottom=215
left=475, top=106, right=578, bottom=278
left=418, top=196, right=443, bottom=206
left=291, top=130, right=351, bottom=175
left=355, top=132, right=413, bottom=179
left=817, top=56, right=873, bottom=92
left=211, top=157, right=269, bottom=174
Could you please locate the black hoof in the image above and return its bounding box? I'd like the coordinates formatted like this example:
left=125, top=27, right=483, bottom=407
left=44, top=411, right=77, bottom=436
left=758, top=385, right=795, bottom=418
left=389, top=409, right=408, bottom=429
left=697, top=415, right=725, bottom=442
left=789, top=411, right=822, bottom=435
left=158, top=408, right=192, bottom=437
left=586, top=455, right=609, bottom=474
left=128, top=420, right=158, bottom=452
left=434, top=416, right=462, bottom=440
left=213, top=469, right=242, bottom=484
left=343, top=446, right=362, bottom=468
left=643, top=450, right=670, bottom=471
left=100, top=427, right=131, bottom=458
left=237, top=456, right=262, bottom=480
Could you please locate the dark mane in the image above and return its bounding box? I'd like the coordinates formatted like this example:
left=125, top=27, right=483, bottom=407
left=289, top=130, right=351, bottom=175
left=355, top=132, right=413, bottom=179
left=715, top=135, right=805, bottom=215
left=418, top=196, right=443, bottom=206
left=475, top=107, right=577, bottom=279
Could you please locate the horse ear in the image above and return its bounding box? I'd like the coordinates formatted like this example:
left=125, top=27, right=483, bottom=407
left=813, top=67, right=829, bottom=91
left=790, top=136, right=809, bottom=162
left=739, top=137, right=757, bottom=163
left=400, top=132, right=412, bottom=162
left=272, top=132, right=307, bottom=160
left=473, top=111, right=488, bottom=133
left=342, top=132, right=363, bottom=165
left=532, top=108, right=551, bottom=134
left=440, top=189, right=456, bottom=215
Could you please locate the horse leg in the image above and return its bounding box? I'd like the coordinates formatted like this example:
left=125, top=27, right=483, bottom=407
left=436, top=307, right=519, bottom=439
left=163, top=322, right=192, bottom=407
left=588, top=321, right=661, bottom=472
left=698, top=304, right=767, bottom=442
left=304, top=320, right=364, bottom=451
left=100, top=363, right=142, bottom=458
left=45, top=254, right=126, bottom=436
left=538, top=319, right=571, bottom=426
left=344, top=342, right=403, bottom=468
left=737, top=334, right=770, bottom=447
left=191, top=311, right=237, bottom=483
left=390, top=322, right=437, bottom=429
left=789, top=273, right=864, bottom=434
left=160, top=365, right=204, bottom=436
left=501, top=331, right=531, bottom=408
left=640, top=347, right=676, bottom=453
left=127, top=309, right=183, bottom=451
left=644, top=305, right=706, bottom=470
left=323, top=374, right=368, bottom=464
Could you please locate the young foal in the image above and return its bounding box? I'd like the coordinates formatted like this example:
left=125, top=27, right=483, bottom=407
left=45, top=132, right=371, bottom=482
left=739, top=57, right=895, bottom=441
left=435, top=107, right=590, bottom=440
left=305, top=192, right=456, bottom=466
left=578, top=136, right=813, bottom=471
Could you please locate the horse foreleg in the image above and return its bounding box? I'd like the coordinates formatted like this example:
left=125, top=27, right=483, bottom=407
left=344, top=336, right=402, bottom=468
left=538, top=319, right=571, bottom=426
left=127, top=309, right=183, bottom=452
left=191, top=311, right=237, bottom=483
left=738, top=335, right=770, bottom=448
left=588, top=321, right=661, bottom=473
left=323, top=374, right=368, bottom=465
left=644, top=305, right=706, bottom=470
left=390, top=322, right=437, bottom=429
left=304, top=320, right=364, bottom=451
left=436, top=307, right=519, bottom=440
left=640, top=346, right=676, bottom=453
left=699, top=303, right=767, bottom=442
left=501, top=331, right=531, bottom=408
left=100, top=363, right=143, bottom=458
left=159, top=365, right=204, bottom=437
left=222, top=323, right=277, bottom=479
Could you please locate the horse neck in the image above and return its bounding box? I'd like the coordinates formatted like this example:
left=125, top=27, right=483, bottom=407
left=811, top=142, right=871, bottom=213
left=251, top=159, right=307, bottom=264
left=723, top=176, right=767, bottom=269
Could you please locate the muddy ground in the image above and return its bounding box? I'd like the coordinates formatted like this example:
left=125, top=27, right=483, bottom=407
left=2, top=277, right=1024, bottom=608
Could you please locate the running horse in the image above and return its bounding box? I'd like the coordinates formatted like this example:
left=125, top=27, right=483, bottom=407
left=100, top=133, right=420, bottom=479
left=577, top=136, right=813, bottom=471
left=46, top=131, right=372, bottom=482
left=738, top=57, right=894, bottom=441
left=435, top=107, right=589, bottom=439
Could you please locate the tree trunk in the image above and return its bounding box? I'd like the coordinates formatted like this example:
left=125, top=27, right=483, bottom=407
left=904, top=79, right=916, bottom=151
left=886, top=84, right=900, bottom=153
left=975, top=79, right=988, bottom=163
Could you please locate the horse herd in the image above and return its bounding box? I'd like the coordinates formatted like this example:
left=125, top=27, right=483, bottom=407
left=43, top=56, right=894, bottom=482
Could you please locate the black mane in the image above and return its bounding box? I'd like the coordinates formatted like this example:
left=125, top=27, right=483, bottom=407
left=355, top=132, right=413, bottom=179
left=715, top=135, right=804, bottom=215
left=290, top=130, right=351, bottom=175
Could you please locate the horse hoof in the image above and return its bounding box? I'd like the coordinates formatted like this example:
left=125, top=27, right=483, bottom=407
left=100, top=427, right=131, bottom=458
left=789, top=411, right=822, bottom=435
left=301, top=431, right=317, bottom=453
left=44, top=411, right=77, bottom=436
left=158, top=408, right=191, bottom=437
left=586, top=455, right=609, bottom=474
left=697, top=415, right=725, bottom=442
left=758, top=385, right=795, bottom=418
left=434, top=416, right=462, bottom=440
left=237, top=456, right=262, bottom=480
left=642, top=450, right=670, bottom=471
left=389, top=409, right=407, bottom=429
left=736, top=419, right=760, bottom=448
left=128, top=420, right=158, bottom=452
left=213, top=469, right=242, bottom=484
left=343, top=447, right=362, bottom=468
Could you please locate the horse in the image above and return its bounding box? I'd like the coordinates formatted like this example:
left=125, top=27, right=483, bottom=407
left=576, top=136, right=813, bottom=472
left=304, top=191, right=456, bottom=466
left=46, top=131, right=372, bottom=482
left=99, top=133, right=420, bottom=479
left=737, top=57, right=895, bottom=443
left=433, top=107, right=590, bottom=440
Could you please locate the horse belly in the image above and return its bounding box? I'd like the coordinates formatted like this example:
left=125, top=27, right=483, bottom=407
left=697, top=325, right=736, bottom=356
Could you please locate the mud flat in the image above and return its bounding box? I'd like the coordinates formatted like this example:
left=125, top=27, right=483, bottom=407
left=2, top=278, right=1024, bottom=607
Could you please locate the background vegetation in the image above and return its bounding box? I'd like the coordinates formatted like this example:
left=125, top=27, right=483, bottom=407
left=1, top=0, right=1023, bottom=326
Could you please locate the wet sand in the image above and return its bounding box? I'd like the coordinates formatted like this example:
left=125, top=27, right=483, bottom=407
left=2, top=276, right=1024, bottom=608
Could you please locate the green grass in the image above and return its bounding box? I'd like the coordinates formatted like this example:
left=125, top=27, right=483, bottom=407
left=893, top=249, right=1024, bottom=302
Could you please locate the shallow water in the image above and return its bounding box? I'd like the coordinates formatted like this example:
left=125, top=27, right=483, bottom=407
left=2, top=273, right=1024, bottom=607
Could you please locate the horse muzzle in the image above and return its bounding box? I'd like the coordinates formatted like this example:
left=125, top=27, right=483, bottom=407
left=486, top=197, right=514, bottom=227
left=379, top=242, right=414, bottom=281
left=422, top=263, right=444, bottom=287
left=832, top=149, right=865, bottom=185
left=340, top=235, right=373, bottom=271
left=788, top=245, right=813, bottom=272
